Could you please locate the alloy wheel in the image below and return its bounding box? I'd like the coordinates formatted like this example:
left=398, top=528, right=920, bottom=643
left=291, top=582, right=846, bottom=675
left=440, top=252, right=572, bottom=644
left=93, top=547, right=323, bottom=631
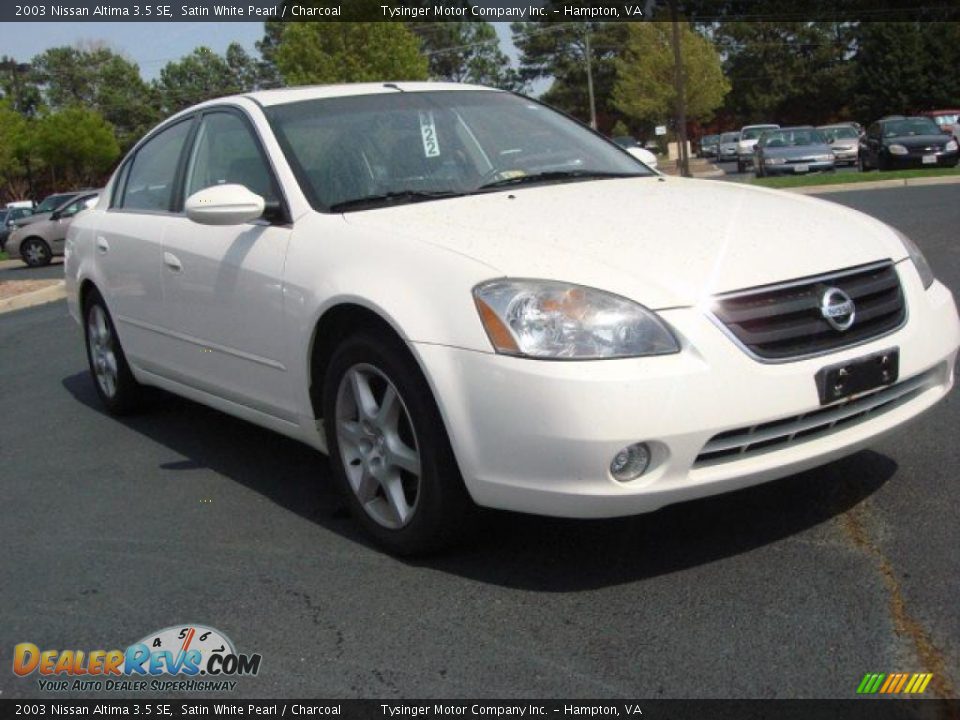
left=335, top=363, right=422, bottom=530
left=87, top=304, right=119, bottom=399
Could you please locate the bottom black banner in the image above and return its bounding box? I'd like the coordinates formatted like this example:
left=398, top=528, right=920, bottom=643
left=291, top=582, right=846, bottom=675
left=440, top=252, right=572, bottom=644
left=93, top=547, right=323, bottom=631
left=0, top=700, right=958, bottom=720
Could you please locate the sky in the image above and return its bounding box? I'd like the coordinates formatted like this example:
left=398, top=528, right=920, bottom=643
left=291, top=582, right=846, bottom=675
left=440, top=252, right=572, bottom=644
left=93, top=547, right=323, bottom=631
left=0, top=21, right=525, bottom=80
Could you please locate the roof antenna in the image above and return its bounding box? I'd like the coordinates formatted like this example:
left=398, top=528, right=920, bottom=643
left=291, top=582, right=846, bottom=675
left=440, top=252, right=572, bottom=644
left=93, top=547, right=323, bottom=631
left=383, top=83, right=404, bottom=92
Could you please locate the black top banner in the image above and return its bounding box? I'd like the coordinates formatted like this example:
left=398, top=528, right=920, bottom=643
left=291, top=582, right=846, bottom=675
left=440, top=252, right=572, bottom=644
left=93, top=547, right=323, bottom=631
left=3, top=0, right=960, bottom=22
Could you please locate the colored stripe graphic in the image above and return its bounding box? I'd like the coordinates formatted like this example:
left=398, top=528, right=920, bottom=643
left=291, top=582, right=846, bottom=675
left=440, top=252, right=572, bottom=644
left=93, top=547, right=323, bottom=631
left=857, top=672, right=933, bottom=694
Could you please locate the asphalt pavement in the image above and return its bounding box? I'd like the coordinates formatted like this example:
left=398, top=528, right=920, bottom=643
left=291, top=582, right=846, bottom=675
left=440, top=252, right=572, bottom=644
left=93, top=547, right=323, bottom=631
left=0, top=186, right=958, bottom=700
left=0, top=257, right=64, bottom=282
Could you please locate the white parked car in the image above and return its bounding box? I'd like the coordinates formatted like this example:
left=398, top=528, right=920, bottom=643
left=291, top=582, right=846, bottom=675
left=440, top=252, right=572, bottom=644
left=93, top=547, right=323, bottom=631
left=66, top=83, right=960, bottom=554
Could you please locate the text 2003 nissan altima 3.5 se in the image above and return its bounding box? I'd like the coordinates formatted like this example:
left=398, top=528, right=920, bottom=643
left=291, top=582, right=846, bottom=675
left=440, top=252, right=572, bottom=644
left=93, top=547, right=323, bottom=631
left=65, top=83, right=960, bottom=554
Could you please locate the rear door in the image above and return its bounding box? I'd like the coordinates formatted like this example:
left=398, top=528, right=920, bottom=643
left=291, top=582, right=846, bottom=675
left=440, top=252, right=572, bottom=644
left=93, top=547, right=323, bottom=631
left=159, top=107, right=296, bottom=422
left=98, top=116, right=196, bottom=374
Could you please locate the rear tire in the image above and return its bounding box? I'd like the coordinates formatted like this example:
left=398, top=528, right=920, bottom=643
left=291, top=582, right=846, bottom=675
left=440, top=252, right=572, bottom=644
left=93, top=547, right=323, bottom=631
left=322, top=330, right=475, bottom=555
left=83, top=291, right=144, bottom=415
left=21, top=238, right=52, bottom=267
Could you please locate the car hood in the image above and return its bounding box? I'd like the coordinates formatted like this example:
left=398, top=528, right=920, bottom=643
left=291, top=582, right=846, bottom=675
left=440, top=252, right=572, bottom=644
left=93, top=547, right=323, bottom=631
left=14, top=212, right=51, bottom=228
left=885, top=134, right=950, bottom=148
left=342, top=177, right=908, bottom=309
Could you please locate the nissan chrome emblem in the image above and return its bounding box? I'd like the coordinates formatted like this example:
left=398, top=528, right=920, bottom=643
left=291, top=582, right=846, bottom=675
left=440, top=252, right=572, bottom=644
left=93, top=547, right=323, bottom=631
left=820, top=287, right=856, bottom=331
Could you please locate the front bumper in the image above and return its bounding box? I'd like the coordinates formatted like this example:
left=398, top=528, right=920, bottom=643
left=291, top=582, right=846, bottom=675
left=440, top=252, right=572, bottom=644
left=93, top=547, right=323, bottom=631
left=763, top=161, right=835, bottom=176
left=414, top=266, right=959, bottom=518
left=888, top=150, right=959, bottom=168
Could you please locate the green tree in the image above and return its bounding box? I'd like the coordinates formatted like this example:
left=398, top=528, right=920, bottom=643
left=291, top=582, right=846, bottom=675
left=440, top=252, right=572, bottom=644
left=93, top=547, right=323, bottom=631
left=155, top=47, right=243, bottom=114
left=511, top=21, right=628, bottom=126
left=613, top=23, right=729, bottom=126
left=412, top=23, right=524, bottom=90
left=33, top=107, right=120, bottom=186
left=274, top=23, right=428, bottom=85
left=714, top=22, right=856, bottom=126
left=0, top=99, right=29, bottom=194
left=31, top=45, right=158, bottom=149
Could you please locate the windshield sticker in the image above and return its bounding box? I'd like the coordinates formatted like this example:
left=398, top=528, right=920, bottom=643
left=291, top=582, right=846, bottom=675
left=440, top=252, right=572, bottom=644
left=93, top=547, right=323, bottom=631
left=419, top=111, right=440, bottom=158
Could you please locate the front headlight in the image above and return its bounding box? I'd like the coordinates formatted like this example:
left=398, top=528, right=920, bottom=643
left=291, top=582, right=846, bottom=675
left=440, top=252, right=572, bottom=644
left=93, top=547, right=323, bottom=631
left=473, top=280, right=679, bottom=359
left=888, top=143, right=908, bottom=155
left=946, top=139, right=958, bottom=152
left=894, top=228, right=935, bottom=290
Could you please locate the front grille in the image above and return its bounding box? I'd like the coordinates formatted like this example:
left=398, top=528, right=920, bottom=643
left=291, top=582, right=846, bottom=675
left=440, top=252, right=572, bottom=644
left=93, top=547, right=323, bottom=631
left=712, top=262, right=906, bottom=361
left=694, top=368, right=937, bottom=467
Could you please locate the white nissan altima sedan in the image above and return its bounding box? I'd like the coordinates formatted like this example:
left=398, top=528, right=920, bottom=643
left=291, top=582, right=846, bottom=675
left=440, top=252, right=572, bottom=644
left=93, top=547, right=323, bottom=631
left=65, top=83, right=960, bottom=554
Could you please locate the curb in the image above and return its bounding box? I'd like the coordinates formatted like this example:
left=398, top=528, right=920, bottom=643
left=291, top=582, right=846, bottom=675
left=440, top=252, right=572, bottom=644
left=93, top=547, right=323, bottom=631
left=779, top=174, right=960, bottom=195
left=0, top=280, right=66, bottom=315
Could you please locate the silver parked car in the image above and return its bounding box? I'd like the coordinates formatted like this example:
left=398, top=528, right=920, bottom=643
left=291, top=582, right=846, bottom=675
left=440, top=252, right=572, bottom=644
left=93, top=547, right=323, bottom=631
left=819, top=124, right=861, bottom=166
left=754, top=127, right=836, bottom=177
left=717, top=132, right=740, bottom=162
left=6, top=192, right=100, bottom=267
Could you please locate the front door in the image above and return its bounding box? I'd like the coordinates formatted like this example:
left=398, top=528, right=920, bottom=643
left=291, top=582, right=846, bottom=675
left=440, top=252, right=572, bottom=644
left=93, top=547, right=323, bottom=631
left=160, top=109, right=295, bottom=422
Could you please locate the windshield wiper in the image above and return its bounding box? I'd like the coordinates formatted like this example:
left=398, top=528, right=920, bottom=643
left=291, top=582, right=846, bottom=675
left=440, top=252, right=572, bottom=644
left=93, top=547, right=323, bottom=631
left=329, top=190, right=463, bottom=212
left=474, top=170, right=645, bottom=192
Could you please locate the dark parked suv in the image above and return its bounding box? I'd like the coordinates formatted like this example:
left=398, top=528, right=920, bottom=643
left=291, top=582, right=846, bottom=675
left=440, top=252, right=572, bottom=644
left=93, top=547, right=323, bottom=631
left=859, top=116, right=959, bottom=171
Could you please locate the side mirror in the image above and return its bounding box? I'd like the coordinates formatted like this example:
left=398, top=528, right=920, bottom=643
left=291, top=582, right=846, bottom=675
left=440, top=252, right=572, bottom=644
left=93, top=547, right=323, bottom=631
left=185, top=184, right=265, bottom=226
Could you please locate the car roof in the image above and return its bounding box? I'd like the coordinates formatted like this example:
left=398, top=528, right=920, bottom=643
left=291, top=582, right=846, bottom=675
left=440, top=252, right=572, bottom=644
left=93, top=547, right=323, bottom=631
left=213, top=82, right=500, bottom=110
left=741, top=124, right=779, bottom=129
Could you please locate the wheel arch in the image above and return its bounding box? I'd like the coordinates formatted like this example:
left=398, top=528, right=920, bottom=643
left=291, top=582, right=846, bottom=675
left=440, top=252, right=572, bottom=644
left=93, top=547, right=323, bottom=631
left=308, top=301, right=418, bottom=423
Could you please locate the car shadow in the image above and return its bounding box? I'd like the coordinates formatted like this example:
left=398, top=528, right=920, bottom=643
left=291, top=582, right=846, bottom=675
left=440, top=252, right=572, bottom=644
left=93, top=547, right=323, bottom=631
left=62, top=371, right=895, bottom=592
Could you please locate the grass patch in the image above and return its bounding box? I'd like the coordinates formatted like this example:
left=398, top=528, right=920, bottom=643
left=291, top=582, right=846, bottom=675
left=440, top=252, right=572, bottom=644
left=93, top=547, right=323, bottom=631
left=749, top=165, right=960, bottom=189
left=0, top=251, right=7, bottom=261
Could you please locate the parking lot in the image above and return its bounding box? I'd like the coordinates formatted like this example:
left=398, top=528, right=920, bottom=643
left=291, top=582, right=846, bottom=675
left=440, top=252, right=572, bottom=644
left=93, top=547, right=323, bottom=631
left=0, top=185, right=957, bottom=700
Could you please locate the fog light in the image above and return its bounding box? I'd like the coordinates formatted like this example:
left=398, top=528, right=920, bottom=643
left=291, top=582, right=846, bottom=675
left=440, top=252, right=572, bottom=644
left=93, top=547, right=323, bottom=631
left=610, top=442, right=651, bottom=482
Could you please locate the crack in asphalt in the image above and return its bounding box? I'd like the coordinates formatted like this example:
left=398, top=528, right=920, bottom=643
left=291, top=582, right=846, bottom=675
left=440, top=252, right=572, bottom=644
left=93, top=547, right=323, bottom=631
left=838, top=501, right=956, bottom=700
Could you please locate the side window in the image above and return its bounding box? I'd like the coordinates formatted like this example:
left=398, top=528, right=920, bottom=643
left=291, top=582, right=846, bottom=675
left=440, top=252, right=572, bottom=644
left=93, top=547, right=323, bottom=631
left=184, top=112, right=277, bottom=203
left=120, top=120, right=193, bottom=212
left=110, top=161, right=131, bottom=208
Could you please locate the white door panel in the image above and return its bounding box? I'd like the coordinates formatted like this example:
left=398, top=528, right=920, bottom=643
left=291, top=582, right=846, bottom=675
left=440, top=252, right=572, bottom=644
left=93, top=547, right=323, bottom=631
left=97, top=211, right=171, bottom=369
left=160, top=216, right=295, bottom=421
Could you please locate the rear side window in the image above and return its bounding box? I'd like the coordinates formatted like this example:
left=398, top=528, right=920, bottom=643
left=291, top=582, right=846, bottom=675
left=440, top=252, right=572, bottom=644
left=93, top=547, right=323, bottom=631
left=119, top=120, right=193, bottom=212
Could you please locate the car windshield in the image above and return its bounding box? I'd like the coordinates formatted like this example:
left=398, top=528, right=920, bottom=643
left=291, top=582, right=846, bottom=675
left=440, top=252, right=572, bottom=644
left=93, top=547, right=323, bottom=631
left=823, top=127, right=859, bottom=140
left=742, top=126, right=777, bottom=140
left=762, top=129, right=828, bottom=147
left=884, top=118, right=940, bottom=137
left=35, top=193, right=75, bottom=214
left=266, top=90, right=652, bottom=211
left=704, top=135, right=718, bottom=144
left=720, top=133, right=739, bottom=143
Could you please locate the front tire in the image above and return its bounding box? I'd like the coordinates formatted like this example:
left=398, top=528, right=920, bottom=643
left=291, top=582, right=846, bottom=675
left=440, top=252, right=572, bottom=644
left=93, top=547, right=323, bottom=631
left=83, top=291, right=143, bottom=415
left=322, top=330, right=474, bottom=555
left=21, top=238, right=52, bottom=267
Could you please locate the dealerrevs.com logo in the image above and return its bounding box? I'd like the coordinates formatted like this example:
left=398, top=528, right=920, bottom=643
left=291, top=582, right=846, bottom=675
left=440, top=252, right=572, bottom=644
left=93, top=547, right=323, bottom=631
left=13, top=624, right=262, bottom=693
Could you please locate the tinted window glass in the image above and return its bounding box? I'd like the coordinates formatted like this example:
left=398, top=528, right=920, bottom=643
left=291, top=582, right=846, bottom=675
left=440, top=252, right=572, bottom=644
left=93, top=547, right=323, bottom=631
left=121, top=120, right=192, bottom=212
left=184, top=112, right=277, bottom=202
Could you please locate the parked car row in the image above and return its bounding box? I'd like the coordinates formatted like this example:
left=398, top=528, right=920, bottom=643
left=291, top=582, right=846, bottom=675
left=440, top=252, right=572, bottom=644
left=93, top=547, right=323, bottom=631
left=699, top=112, right=958, bottom=176
left=1, top=190, right=100, bottom=264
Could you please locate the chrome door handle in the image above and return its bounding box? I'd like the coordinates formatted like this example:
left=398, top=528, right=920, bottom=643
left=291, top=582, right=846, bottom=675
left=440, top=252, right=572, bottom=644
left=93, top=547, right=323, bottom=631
left=163, top=252, right=182, bottom=272
left=95, top=236, right=109, bottom=255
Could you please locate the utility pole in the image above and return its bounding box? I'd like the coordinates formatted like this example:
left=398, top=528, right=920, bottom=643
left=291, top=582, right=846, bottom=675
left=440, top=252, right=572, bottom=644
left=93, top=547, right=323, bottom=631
left=584, top=27, right=597, bottom=130
left=669, top=0, right=690, bottom=177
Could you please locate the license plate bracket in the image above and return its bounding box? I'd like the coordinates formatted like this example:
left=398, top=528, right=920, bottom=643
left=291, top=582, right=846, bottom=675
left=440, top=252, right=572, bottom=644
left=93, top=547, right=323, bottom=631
left=815, top=348, right=899, bottom=405
left=793, top=164, right=809, bottom=173
left=922, top=154, right=937, bottom=164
